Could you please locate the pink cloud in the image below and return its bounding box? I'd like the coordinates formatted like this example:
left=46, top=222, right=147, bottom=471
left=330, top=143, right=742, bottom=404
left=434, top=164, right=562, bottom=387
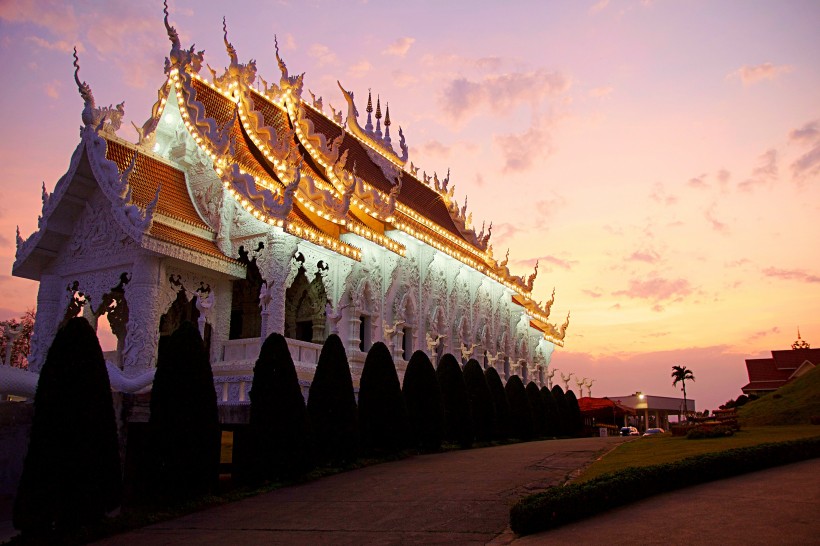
left=494, top=113, right=555, bottom=172
left=762, top=267, right=820, bottom=284
left=440, top=69, right=570, bottom=123
left=687, top=174, right=708, bottom=189
left=613, top=274, right=693, bottom=302
left=348, top=60, right=372, bottom=78
left=588, top=85, right=613, bottom=98
left=418, top=140, right=451, bottom=159
left=705, top=203, right=729, bottom=234
left=747, top=326, right=780, bottom=342
left=738, top=149, right=778, bottom=191
left=309, top=43, right=337, bottom=66
left=582, top=289, right=603, bottom=298
left=727, top=62, right=793, bottom=85
left=649, top=183, right=677, bottom=206
left=627, top=250, right=661, bottom=264
left=24, top=35, right=77, bottom=53
left=43, top=80, right=61, bottom=99
left=588, top=0, right=610, bottom=15
left=490, top=222, right=524, bottom=245
left=383, top=37, right=416, bottom=57
left=788, top=120, right=820, bottom=180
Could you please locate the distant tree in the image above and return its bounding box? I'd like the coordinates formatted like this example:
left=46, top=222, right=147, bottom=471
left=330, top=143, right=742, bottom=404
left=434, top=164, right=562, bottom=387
left=565, top=389, right=583, bottom=436
left=0, top=309, right=35, bottom=369
left=671, top=365, right=695, bottom=415
left=358, top=342, right=407, bottom=455
left=526, top=382, right=546, bottom=437
left=505, top=375, right=533, bottom=440
left=463, top=359, right=496, bottom=442
left=242, top=332, right=311, bottom=484
left=436, top=353, right=474, bottom=447
left=14, top=318, right=121, bottom=533
left=540, top=386, right=560, bottom=437
left=149, top=321, right=220, bottom=503
left=485, top=366, right=510, bottom=440
left=403, top=350, right=444, bottom=451
left=307, top=334, right=359, bottom=464
left=551, top=385, right=570, bottom=436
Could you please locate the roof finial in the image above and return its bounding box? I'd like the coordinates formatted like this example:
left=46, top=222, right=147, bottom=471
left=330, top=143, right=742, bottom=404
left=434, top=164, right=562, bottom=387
left=375, top=95, right=383, bottom=140
left=792, top=327, right=810, bottom=349
left=365, top=89, right=373, bottom=134
left=383, top=103, right=392, bottom=147
left=222, top=17, right=238, bottom=65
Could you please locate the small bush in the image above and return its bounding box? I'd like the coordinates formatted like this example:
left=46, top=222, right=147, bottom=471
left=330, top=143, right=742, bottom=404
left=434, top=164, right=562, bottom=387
left=358, top=342, right=408, bottom=455
left=403, top=350, right=444, bottom=451
left=485, top=367, right=510, bottom=440
left=505, top=376, right=533, bottom=441
left=510, top=436, right=820, bottom=536
left=307, top=334, right=359, bottom=465
left=436, top=353, right=474, bottom=448
left=14, top=318, right=121, bottom=534
left=148, top=322, right=220, bottom=504
left=463, top=359, right=496, bottom=442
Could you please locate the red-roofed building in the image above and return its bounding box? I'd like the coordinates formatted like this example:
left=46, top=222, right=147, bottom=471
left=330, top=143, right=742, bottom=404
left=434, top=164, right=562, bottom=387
left=741, top=332, right=818, bottom=397
left=578, top=397, right=636, bottom=427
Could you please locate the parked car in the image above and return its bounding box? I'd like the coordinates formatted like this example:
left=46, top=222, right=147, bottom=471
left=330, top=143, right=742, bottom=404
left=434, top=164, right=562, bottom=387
left=620, top=426, right=640, bottom=436
left=642, top=428, right=665, bottom=437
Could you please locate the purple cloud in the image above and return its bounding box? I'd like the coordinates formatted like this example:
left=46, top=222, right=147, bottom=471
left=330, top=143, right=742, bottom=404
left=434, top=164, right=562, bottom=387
left=762, top=267, right=820, bottom=284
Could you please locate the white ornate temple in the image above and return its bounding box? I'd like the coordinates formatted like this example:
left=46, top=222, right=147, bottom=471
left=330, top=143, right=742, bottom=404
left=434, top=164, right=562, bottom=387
left=10, top=7, right=569, bottom=404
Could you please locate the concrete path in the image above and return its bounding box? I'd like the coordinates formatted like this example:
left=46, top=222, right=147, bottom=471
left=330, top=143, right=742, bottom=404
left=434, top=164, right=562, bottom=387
left=93, top=437, right=625, bottom=545
left=508, top=457, right=820, bottom=545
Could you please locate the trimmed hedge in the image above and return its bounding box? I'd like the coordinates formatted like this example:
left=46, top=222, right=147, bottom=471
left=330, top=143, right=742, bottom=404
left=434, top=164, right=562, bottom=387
left=526, top=382, right=546, bottom=438
left=307, top=334, right=359, bottom=465
left=551, top=385, right=570, bottom=436
left=564, top=389, right=582, bottom=437
left=14, top=318, right=122, bottom=533
left=540, top=386, right=559, bottom=437
left=436, top=353, right=474, bottom=447
left=510, top=435, right=820, bottom=536
left=358, top=342, right=408, bottom=455
left=505, top=375, right=533, bottom=441
left=148, top=322, right=220, bottom=504
left=463, top=359, right=496, bottom=442
left=485, top=367, right=510, bottom=440
left=402, top=350, right=444, bottom=451
left=241, top=332, right=312, bottom=484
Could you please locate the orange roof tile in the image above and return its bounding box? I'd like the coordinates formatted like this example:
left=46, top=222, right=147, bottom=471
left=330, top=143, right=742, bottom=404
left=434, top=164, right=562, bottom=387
left=148, top=222, right=241, bottom=265
left=105, top=139, right=210, bottom=231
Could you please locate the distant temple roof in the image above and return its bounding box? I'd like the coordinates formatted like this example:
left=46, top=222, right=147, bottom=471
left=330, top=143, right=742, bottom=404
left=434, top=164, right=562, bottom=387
left=741, top=331, right=818, bottom=395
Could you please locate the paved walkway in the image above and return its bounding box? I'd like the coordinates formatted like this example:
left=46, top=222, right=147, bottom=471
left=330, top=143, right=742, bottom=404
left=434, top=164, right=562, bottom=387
left=93, top=437, right=625, bottom=545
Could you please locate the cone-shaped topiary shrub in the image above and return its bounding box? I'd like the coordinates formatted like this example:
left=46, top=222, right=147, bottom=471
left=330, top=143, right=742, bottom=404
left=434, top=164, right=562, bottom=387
left=526, top=382, right=546, bottom=437
left=463, top=359, right=495, bottom=442
left=505, top=375, right=533, bottom=441
left=402, top=350, right=444, bottom=451
left=565, top=389, right=583, bottom=436
left=241, top=332, right=312, bottom=484
left=14, top=317, right=121, bottom=534
left=540, top=386, right=560, bottom=437
left=485, top=367, right=510, bottom=440
left=307, top=334, right=359, bottom=464
left=358, top=342, right=408, bottom=455
left=436, top=353, right=474, bottom=448
left=552, top=384, right=570, bottom=436
left=149, top=321, right=220, bottom=504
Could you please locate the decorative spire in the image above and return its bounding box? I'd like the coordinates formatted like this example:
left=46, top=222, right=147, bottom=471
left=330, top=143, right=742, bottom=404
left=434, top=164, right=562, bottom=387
left=792, top=327, right=810, bottom=350
left=365, top=89, right=373, bottom=134
left=222, top=17, right=238, bottom=66
left=74, top=47, right=96, bottom=127
left=383, top=103, right=392, bottom=147
left=375, top=95, right=383, bottom=140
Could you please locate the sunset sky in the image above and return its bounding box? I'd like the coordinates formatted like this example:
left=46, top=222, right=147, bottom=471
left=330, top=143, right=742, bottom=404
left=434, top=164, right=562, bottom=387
left=1, top=0, right=818, bottom=410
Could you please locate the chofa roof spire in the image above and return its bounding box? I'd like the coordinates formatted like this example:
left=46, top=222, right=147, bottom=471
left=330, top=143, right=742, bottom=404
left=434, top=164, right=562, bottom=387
left=375, top=95, right=383, bottom=140
left=383, top=103, right=392, bottom=147
left=792, top=327, right=810, bottom=349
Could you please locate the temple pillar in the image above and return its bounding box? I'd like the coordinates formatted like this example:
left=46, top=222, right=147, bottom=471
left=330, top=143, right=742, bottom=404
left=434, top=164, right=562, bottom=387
left=122, top=254, right=164, bottom=376
left=257, top=228, right=299, bottom=338
left=210, top=279, right=232, bottom=365
left=27, top=274, right=65, bottom=373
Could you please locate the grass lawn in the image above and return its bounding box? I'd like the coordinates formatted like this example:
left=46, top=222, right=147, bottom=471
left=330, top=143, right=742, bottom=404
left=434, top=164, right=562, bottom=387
left=576, top=425, right=820, bottom=483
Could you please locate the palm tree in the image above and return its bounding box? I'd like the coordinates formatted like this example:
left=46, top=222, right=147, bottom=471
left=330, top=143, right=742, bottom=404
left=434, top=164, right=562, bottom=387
left=671, top=365, right=695, bottom=416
